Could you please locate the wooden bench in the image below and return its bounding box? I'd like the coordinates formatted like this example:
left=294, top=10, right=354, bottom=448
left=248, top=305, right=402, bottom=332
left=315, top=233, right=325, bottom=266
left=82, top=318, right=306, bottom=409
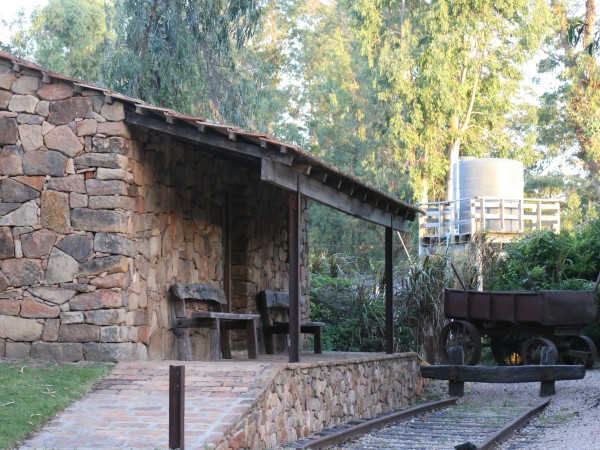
left=257, top=290, right=325, bottom=354
left=169, top=284, right=260, bottom=361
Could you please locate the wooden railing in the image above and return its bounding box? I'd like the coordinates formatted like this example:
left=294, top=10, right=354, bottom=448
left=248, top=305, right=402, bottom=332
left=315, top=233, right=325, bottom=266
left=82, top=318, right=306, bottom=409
left=419, top=197, right=560, bottom=247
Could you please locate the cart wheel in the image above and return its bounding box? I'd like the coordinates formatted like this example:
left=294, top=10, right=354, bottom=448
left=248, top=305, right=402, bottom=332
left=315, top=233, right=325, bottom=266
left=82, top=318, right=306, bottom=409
left=521, top=338, right=557, bottom=365
left=490, top=335, right=525, bottom=366
left=438, top=320, right=482, bottom=365
left=562, top=335, right=597, bottom=369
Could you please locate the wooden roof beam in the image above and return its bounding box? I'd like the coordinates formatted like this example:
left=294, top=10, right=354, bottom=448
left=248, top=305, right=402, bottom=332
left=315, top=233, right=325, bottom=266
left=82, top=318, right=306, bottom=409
left=292, top=162, right=312, bottom=175
left=261, top=159, right=412, bottom=230
left=126, top=110, right=294, bottom=167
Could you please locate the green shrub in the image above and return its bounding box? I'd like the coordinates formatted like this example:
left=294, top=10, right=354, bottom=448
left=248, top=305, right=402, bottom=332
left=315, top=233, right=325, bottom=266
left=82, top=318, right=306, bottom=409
left=490, top=221, right=600, bottom=346
left=310, top=255, right=388, bottom=352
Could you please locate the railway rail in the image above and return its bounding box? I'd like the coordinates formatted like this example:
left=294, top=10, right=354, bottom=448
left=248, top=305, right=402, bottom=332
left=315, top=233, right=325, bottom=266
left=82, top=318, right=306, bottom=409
left=292, top=397, right=550, bottom=450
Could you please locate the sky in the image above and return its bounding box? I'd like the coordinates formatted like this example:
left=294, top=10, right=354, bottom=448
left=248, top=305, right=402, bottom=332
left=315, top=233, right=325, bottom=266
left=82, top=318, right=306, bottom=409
left=0, top=0, right=47, bottom=41
left=2, top=0, right=47, bottom=20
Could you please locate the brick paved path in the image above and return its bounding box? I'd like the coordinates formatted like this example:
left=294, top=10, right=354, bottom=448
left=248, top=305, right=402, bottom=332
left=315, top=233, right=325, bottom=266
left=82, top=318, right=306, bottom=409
left=20, top=360, right=283, bottom=450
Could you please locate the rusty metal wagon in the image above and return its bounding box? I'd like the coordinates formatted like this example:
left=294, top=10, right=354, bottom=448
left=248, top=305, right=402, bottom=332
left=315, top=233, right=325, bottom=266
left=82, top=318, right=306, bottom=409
left=439, top=288, right=598, bottom=368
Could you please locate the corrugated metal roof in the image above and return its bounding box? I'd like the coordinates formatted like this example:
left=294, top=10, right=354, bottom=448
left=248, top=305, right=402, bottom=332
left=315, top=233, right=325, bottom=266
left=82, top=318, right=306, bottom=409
left=0, top=51, right=422, bottom=222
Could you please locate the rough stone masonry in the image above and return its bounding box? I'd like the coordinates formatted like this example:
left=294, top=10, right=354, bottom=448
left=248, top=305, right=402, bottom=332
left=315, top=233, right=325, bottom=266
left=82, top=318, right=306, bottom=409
left=0, top=57, right=309, bottom=362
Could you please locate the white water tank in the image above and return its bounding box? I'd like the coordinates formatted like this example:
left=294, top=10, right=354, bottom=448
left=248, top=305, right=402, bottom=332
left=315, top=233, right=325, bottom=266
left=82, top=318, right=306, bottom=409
left=454, top=157, right=524, bottom=234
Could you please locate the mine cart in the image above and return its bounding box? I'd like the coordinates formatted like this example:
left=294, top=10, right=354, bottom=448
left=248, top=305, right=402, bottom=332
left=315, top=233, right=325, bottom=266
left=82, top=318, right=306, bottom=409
left=439, top=288, right=598, bottom=368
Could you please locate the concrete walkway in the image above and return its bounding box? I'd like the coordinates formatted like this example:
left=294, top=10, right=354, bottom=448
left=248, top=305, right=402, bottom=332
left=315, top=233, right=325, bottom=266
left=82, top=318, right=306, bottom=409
left=19, top=359, right=284, bottom=450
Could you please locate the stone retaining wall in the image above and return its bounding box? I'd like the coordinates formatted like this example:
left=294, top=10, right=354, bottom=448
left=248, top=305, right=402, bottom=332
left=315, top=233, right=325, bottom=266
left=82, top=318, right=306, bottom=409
left=220, top=353, right=425, bottom=449
left=0, top=59, right=309, bottom=361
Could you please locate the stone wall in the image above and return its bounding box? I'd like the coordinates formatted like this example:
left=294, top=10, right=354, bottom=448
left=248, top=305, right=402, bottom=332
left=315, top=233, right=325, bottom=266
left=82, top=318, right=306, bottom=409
left=0, top=59, right=308, bottom=361
left=0, top=61, right=145, bottom=361
left=219, top=353, right=425, bottom=449
left=128, top=130, right=307, bottom=359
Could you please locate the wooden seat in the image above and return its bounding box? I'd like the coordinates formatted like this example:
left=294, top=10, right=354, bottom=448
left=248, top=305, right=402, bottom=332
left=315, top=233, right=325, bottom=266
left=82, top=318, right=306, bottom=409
left=169, top=283, right=259, bottom=361
left=257, top=290, right=325, bottom=354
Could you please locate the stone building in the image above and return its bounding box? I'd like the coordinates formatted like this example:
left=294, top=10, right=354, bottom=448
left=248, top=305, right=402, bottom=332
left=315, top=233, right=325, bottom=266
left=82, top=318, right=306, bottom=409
left=0, top=52, right=420, bottom=362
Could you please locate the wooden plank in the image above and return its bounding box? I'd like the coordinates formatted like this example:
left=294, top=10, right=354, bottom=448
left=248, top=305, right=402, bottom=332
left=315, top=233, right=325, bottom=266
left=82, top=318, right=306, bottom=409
left=258, top=290, right=290, bottom=308
left=420, top=365, right=585, bottom=383
left=190, top=311, right=259, bottom=320
left=170, top=284, right=227, bottom=305
left=261, top=159, right=412, bottom=230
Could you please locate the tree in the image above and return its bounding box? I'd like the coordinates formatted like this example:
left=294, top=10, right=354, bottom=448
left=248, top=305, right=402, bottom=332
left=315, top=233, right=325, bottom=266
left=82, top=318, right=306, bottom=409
left=104, top=0, right=263, bottom=124
left=348, top=0, right=553, bottom=201
left=538, top=1, right=600, bottom=201
left=4, top=0, right=277, bottom=128
left=272, top=0, right=414, bottom=259
left=7, top=0, right=108, bottom=82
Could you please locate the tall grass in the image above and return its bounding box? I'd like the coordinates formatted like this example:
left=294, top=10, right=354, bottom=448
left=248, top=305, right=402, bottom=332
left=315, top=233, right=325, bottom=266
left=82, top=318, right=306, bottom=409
left=310, top=255, right=388, bottom=352
left=309, top=233, right=500, bottom=359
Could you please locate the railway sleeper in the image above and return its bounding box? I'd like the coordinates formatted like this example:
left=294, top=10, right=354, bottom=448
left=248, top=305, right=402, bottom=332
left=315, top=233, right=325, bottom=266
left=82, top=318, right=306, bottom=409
left=421, top=363, right=586, bottom=397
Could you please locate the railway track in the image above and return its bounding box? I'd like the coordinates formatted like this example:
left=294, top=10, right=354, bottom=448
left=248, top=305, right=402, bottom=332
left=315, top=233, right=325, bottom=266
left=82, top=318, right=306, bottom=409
left=292, top=397, right=550, bottom=450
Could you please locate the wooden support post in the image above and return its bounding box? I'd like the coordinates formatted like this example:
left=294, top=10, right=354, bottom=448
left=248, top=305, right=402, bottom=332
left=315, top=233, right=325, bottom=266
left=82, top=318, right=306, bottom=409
left=539, top=346, right=558, bottom=397
left=448, top=346, right=465, bottom=397
left=288, top=191, right=301, bottom=363
left=169, top=365, right=185, bottom=450
left=385, top=226, right=394, bottom=354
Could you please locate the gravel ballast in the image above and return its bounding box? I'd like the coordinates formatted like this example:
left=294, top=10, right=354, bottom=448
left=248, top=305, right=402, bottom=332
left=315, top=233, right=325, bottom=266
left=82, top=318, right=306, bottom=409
left=430, top=367, right=600, bottom=449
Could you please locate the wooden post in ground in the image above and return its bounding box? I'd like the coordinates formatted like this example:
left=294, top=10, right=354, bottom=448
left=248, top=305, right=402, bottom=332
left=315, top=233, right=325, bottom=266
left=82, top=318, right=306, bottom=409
left=539, top=347, right=558, bottom=397
left=169, top=365, right=185, bottom=450
left=448, top=345, right=465, bottom=397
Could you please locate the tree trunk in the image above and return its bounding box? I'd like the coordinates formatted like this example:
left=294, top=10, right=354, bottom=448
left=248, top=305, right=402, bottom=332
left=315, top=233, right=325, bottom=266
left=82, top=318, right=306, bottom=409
left=584, top=0, right=596, bottom=49
left=584, top=157, right=600, bottom=200
left=446, top=135, right=461, bottom=202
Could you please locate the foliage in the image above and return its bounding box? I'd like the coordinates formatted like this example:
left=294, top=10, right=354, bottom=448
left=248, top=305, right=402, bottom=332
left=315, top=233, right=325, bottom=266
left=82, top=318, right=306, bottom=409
left=490, top=222, right=600, bottom=345
left=309, top=234, right=501, bottom=358
left=310, top=255, right=389, bottom=352
left=309, top=203, right=391, bottom=268
left=104, top=0, right=262, bottom=124
left=396, top=234, right=499, bottom=359
left=0, top=361, right=112, bottom=449
left=396, top=254, right=452, bottom=357
left=537, top=1, right=600, bottom=201
left=4, top=0, right=279, bottom=128
left=347, top=0, right=552, bottom=201
left=490, top=222, right=600, bottom=290
left=6, top=0, right=108, bottom=81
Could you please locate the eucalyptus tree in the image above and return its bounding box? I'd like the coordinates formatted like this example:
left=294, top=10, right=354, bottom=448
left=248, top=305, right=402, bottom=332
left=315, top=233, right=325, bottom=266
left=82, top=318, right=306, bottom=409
left=6, top=0, right=108, bottom=82
left=348, top=0, right=552, bottom=201
left=105, top=0, right=263, bottom=124
left=538, top=0, right=600, bottom=201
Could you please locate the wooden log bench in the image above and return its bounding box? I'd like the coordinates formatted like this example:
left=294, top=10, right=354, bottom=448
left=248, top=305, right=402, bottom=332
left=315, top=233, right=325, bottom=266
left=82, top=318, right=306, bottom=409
left=421, top=346, right=585, bottom=397
left=169, top=283, right=260, bottom=361
left=257, top=290, right=325, bottom=354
